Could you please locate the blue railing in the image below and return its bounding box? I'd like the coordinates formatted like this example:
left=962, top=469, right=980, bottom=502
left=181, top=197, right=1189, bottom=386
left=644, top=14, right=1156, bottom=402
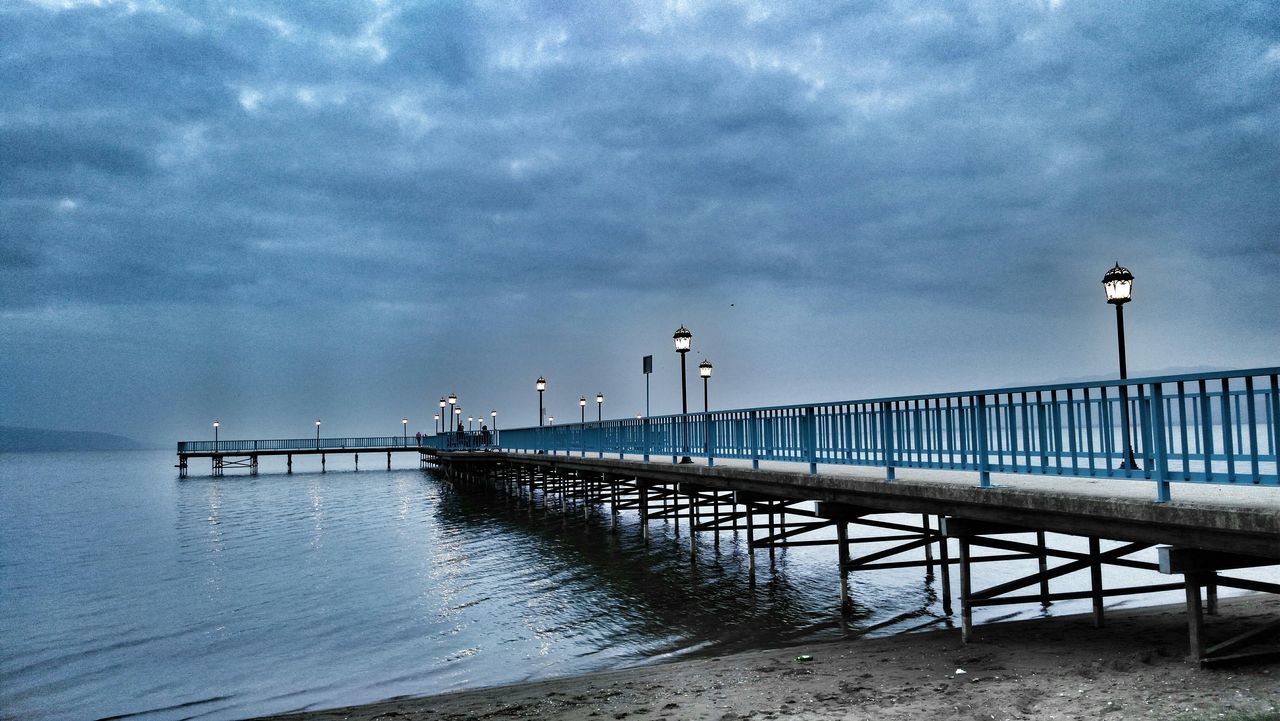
left=495, top=368, right=1279, bottom=502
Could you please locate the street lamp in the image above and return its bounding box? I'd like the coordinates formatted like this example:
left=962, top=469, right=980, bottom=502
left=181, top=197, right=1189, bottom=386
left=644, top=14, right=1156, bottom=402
left=402, top=417, right=408, bottom=444
left=579, top=396, right=587, bottom=423
left=213, top=420, right=219, bottom=451
left=448, top=393, right=457, bottom=433
left=549, top=415, right=555, bottom=425
left=536, top=376, right=547, bottom=426
left=315, top=419, right=321, bottom=448
left=596, top=392, right=604, bottom=421
left=490, top=409, right=497, bottom=430
left=674, top=324, right=693, bottom=463
left=468, top=415, right=474, bottom=431
left=699, top=359, right=713, bottom=412
left=438, top=397, right=446, bottom=433
left=1103, top=262, right=1139, bottom=469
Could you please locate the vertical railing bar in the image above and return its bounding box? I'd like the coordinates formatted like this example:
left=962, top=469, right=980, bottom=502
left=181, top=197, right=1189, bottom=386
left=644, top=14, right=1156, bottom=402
left=1067, top=388, right=1079, bottom=475
left=1177, top=381, right=1190, bottom=481
left=1220, top=378, right=1236, bottom=483
left=1100, top=385, right=1115, bottom=476
left=1245, top=376, right=1260, bottom=484
left=1081, top=387, right=1095, bottom=475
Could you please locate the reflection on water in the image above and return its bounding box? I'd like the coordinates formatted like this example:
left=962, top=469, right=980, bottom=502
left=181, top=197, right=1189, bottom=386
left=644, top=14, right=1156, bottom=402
left=3, top=451, right=1269, bottom=721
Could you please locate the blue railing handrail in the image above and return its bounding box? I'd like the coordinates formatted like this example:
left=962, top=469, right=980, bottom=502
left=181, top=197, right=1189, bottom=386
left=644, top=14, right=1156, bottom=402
left=494, top=367, right=1279, bottom=501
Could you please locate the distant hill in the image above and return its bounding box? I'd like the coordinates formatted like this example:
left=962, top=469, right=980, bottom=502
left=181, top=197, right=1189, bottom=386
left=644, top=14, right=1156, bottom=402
left=0, top=425, right=150, bottom=452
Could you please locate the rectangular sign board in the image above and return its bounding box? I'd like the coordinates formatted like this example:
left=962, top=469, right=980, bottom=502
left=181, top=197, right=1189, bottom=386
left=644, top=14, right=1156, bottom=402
left=642, top=355, right=653, bottom=374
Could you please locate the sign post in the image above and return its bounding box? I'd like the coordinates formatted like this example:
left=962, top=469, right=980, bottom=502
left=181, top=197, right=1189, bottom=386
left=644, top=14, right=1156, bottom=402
left=642, top=355, right=653, bottom=418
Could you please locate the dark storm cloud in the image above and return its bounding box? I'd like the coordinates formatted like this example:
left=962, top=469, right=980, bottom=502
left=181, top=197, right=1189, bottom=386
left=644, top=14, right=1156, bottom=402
left=1, top=0, right=1277, bottom=441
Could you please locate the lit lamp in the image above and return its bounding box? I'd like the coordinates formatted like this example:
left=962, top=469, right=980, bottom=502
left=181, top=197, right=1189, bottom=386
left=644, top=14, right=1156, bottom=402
left=1103, top=262, right=1139, bottom=470
left=448, top=393, right=458, bottom=433
left=549, top=415, right=555, bottom=425
left=402, top=417, right=408, bottom=443
left=673, top=324, right=693, bottom=463
left=468, top=415, right=474, bottom=431
left=596, top=392, right=604, bottom=421
left=579, top=396, right=587, bottom=423
left=315, top=419, right=321, bottom=448
left=490, top=409, right=497, bottom=432
left=698, top=359, right=713, bottom=412
left=213, top=420, right=219, bottom=451
left=536, top=376, right=547, bottom=426
left=438, top=397, right=446, bottom=433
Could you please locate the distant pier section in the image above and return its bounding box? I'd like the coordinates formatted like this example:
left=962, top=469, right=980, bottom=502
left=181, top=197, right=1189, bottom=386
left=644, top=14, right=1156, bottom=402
left=175, top=433, right=493, bottom=477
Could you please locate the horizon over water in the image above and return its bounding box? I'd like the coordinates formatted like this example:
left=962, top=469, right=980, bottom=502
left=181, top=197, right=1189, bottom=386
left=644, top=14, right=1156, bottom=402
left=2, top=450, right=1269, bottom=720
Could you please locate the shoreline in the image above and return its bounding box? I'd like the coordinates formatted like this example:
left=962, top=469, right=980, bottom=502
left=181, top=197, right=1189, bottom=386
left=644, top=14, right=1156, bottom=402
left=251, top=595, right=1279, bottom=721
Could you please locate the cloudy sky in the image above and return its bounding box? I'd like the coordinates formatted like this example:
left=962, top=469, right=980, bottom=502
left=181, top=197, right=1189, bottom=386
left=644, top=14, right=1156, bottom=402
left=1, top=0, right=1277, bottom=445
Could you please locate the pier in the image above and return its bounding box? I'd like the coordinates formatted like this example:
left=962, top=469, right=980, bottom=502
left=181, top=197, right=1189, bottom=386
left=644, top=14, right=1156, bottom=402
left=178, top=366, right=1279, bottom=665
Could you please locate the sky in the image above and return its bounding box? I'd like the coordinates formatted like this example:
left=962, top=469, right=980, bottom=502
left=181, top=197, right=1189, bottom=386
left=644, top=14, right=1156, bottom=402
left=1, top=0, right=1277, bottom=445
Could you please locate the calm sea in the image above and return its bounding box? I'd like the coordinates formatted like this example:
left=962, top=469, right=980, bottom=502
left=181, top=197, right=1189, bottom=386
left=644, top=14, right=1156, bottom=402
left=0, top=449, right=1262, bottom=720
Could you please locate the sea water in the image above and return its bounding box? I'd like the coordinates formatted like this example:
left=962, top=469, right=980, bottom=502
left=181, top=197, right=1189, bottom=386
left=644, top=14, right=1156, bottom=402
left=0, top=450, right=1268, bottom=720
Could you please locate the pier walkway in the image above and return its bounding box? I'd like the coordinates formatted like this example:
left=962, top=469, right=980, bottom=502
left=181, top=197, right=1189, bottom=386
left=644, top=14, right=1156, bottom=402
left=178, top=367, right=1279, bottom=664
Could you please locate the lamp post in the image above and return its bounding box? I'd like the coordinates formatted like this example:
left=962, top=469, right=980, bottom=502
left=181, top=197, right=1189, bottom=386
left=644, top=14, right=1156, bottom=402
left=434, top=413, right=440, bottom=434
left=596, top=392, right=604, bottom=421
left=448, top=393, right=457, bottom=433
left=490, top=409, right=497, bottom=430
left=674, top=324, right=693, bottom=463
left=439, top=397, right=446, bottom=433
left=536, top=376, right=547, bottom=426
left=315, top=419, right=321, bottom=449
left=699, top=359, right=713, bottom=412
left=402, top=417, right=408, bottom=444
left=549, top=416, right=555, bottom=425
left=213, top=420, right=219, bottom=452
left=468, top=415, right=474, bottom=432
left=1103, top=262, right=1139, bottom=470
left=579, top=396, right=587, bottom=423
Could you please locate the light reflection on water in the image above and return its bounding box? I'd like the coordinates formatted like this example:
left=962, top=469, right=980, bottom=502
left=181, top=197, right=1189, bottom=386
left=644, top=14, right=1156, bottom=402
left=1, top=450, right=1272, bottom=721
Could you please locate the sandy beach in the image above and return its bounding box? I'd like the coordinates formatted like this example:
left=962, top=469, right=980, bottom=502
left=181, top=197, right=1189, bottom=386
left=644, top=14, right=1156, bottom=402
left=253, top=595, right=1279, bottom=721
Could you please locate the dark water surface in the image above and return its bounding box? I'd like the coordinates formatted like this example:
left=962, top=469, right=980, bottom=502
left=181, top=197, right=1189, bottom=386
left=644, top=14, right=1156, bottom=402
left=2, top=450, right=1243, bottom=720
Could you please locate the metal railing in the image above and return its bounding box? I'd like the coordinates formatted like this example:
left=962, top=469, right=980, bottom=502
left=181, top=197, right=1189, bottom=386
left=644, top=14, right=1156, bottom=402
left=178, top=432, right=501, bottom=455
left=178, top=436, right=429, bottom=453
left=495, top=367, right=1279, bottom=502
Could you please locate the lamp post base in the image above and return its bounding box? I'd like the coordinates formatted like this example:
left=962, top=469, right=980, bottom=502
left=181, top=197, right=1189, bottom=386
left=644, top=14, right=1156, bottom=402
left=679, top=456, right=693, bottom=464
left=1119, top=451, right=1141, bottom=471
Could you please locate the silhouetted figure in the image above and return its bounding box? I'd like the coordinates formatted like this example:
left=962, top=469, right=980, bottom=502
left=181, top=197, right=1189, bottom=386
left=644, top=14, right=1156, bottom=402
left=480, top=424, right=490, bottom=445
left=415, top=430, right=422, bottom=445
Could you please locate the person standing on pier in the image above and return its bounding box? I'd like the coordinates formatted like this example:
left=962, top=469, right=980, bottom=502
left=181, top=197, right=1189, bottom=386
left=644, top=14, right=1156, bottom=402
left=480, top=424, right=490, bottom=445
left=415, top=430, right=422, bottom=445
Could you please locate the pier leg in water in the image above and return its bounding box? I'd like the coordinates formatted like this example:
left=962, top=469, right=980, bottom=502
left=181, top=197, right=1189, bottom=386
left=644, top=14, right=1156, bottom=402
left=837, top=521, right=851, bottom=614
left=690, top=491, right=698, bottom=559
left=1037, top=531, right=1051, bottom=606
left=959, top=537, right=973, bottom=642
left=355, top=453, right=359, bottom=471
left=938, top=516, right=953, bottom=615
left=745, top=502, right=756, bottom=582
left=387, top=451, right=391, bottom=470
left=639, top=485, right=649, bottom=544
left=1089, top=536, right=1104, bottom=628
left=321, top=453, right=326, bottom=472
left=287, top=454, right=292, bottom=474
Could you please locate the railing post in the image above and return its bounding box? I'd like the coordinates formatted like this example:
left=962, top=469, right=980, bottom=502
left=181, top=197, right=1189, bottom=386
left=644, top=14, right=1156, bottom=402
left=706, top=412, right=715, bottom=467
left=749, top=411, right=760, bottom=470
left=643, top=417, right=650, bottom=463
left=1150, top=382, right=1171, bottom=502
left=805, top=406, right=817, bottom=475
left=882, top=401, right=895, bottom=481
left=976, top=394, right=991, bottom=488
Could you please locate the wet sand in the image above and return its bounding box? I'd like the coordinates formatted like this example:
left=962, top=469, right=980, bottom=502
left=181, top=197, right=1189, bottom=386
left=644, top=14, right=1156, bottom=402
left=252, top=595, right=1279, bottom=721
